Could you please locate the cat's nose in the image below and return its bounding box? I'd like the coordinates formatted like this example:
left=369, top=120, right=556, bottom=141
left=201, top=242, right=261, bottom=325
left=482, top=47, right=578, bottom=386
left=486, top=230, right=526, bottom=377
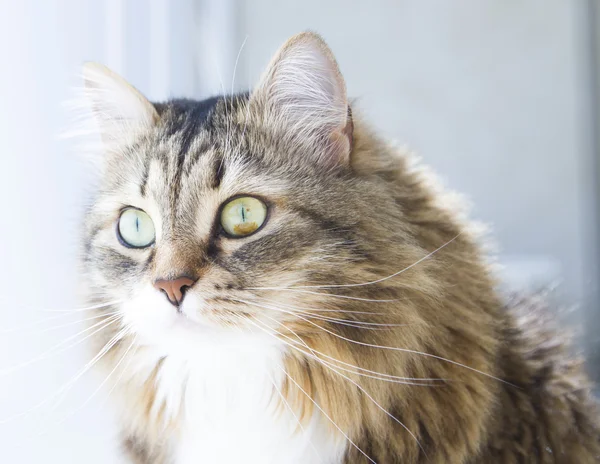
left=153, top=276, right=197, bottom=307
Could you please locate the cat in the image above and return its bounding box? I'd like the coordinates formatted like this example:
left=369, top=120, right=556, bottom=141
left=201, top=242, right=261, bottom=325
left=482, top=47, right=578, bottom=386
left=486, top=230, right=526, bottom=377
left=80, top=31, right=600, bottom=463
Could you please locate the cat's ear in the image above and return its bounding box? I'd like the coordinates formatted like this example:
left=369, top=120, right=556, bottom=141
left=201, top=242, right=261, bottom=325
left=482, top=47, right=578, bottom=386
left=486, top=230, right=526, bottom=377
left=81, top=62, right=159, bottom=153
left=251, top=32, right=353, bottom=169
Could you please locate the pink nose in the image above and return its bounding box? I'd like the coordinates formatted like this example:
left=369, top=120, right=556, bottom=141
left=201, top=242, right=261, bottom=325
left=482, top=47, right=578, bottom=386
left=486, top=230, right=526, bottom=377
left=153, top=276, right=196, bottom=306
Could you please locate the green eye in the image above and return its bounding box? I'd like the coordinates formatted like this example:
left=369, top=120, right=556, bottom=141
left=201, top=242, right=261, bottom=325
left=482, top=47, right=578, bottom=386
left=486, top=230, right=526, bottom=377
left=117, top=208, right=155, bottom=248
left=220, top=197, right=268, bottom=237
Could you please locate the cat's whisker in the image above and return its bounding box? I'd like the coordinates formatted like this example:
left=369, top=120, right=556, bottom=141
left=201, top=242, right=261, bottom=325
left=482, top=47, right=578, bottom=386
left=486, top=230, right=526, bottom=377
left=1, top=311, right=120, bottom=335
left=245, top=300, right=388, bottom=329
left=0, top=299, right=120, bottom=333
left=245, top=316, right=428, bottom=456
left=277, top=364, right=376, bottom=464
left=51, top=333, right=136, bottom=428
left=247, top=319, right=377, bottom=464
left=271, top=318, right=426, bottom=456
left=0, top=314, right=121, bottom=376
left=246, top=235, right=460, bottom=293
left=231, top=35, right=248, bottom=97
left=96, top=341, right=139, bottom=411
left=258, top=317, right=443, bottom=385
left=47, top=326, right=130, bottom=414
left=250, top=295, right=411, bottom=328
left=0, top=310, right=99, bottom=334
left=10, top=328, right=130, bottom=449
left=302, top=318, right=394, bottom=331
left=231, top=97, right=252, bottom=171
left=0, top=319, right=124, bottom=425
left=250, top=303, right=387, bottom=316
left=314, top=349, right=444, bottom=386
left=230, top=36, right=252, bottom=168
left=205, top=32, right=231, bottom=156
left=245, top=287, right=398, bottom=303
left=34, top=299, right=122, bottom=313
left=295, top=234, right=460, bottom=290
left=264, top=369, right=324, bottom=464
left=244, top=306, right=444, bottom=385
left=277, top=309, right=515, bottom=387
left=222, top=35, right=246, bottom=162
left=263, top=305, right=399, bottom=331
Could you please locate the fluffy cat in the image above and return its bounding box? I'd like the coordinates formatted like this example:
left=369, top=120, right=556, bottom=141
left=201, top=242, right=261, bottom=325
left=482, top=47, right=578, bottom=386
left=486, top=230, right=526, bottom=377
left=80, top=32, right=600, bottom=463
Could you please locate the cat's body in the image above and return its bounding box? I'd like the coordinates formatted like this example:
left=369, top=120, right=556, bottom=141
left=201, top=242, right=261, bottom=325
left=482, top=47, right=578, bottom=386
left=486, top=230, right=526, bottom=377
left=80, top=33, right=600, bottom=463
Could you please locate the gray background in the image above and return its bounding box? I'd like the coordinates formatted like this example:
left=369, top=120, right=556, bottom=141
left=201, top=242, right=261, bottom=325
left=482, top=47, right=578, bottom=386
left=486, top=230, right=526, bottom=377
left=0, top=1, right=598, bottom=462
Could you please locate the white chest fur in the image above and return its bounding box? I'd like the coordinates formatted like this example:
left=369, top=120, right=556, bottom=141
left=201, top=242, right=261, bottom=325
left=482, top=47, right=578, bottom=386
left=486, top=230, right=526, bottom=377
left=127, top=340, right=346, bottom=464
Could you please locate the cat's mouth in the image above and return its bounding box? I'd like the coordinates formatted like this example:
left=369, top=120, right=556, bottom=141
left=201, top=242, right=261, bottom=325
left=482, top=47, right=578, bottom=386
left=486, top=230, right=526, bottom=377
left=178, top=295, right=256, bottom=327
left=121, top=291, right=278, bottom=357
left=120, top=284, right=275, bottom=348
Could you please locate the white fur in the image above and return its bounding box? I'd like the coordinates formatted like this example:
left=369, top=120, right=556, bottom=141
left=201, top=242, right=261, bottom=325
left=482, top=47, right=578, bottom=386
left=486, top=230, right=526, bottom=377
left=118, top=285, right=347, bottom=464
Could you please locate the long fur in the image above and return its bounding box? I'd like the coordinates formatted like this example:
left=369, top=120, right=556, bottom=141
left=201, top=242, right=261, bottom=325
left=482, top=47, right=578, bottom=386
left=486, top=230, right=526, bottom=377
left=79, top=32, right=600, bottom=463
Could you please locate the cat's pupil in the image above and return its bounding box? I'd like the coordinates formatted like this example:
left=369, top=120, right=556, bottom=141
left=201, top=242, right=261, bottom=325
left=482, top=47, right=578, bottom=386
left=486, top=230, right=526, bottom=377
left=241, top=206, right=246, bottom=222
left=135, top=216, right=139, bottom=232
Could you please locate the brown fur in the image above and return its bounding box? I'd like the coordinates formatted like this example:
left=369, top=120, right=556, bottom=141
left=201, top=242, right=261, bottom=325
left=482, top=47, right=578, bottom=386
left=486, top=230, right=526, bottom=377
left=81, top=32, right=600, bottom=463
left=273, top=119, right=600, bottom=463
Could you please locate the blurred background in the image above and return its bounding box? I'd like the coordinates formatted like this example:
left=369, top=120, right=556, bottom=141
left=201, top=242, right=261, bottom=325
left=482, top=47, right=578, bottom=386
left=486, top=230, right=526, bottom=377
left=0, top=0, right=598, bottom=462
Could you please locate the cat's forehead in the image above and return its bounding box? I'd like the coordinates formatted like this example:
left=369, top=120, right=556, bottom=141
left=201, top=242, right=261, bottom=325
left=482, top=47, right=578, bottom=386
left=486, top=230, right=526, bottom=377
left=108, top=99, right=287, bottom=237
left=138, top=97, right=242, bottom=200
left=142, top=136, right=220, bottom=206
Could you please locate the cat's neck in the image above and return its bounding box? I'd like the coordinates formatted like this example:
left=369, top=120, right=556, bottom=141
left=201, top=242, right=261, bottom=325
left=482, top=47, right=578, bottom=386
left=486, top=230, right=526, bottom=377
left=118, top=340, right=345, bottom=464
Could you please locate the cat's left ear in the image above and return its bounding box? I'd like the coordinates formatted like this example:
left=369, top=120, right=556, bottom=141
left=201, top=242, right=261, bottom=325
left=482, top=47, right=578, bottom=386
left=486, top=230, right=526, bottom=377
left=81, top=63, right=159, bottom=155
left=251, top=32, right=353, bottom=169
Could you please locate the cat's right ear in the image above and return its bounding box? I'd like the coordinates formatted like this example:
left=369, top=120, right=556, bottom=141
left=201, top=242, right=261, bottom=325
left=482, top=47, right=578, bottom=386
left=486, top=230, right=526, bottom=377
left=81, top=62, right=158, bottom=154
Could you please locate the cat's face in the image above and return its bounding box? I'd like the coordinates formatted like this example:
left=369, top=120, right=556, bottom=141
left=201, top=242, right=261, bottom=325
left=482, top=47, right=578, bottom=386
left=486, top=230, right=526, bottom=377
left=84, top=104, right=357, bottom=350
left=81, top=34, right=408, bottom=354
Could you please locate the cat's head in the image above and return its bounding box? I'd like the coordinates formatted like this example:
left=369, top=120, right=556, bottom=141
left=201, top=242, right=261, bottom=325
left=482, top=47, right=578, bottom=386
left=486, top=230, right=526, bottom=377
left=81, top=32, right=433, bottom=356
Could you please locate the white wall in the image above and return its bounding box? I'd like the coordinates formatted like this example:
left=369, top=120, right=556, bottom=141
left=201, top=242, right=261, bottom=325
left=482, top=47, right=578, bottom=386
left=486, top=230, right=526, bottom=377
left=0, top=1, right=211, bottom=462
left=236, top=0, right=600, bottom=375
left=0, top=2, right=114, bottom=462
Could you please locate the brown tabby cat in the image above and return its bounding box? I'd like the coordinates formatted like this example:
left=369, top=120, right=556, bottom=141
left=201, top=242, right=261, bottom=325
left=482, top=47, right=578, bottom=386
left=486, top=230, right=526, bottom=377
left=80, top=32, right=600, bottom=463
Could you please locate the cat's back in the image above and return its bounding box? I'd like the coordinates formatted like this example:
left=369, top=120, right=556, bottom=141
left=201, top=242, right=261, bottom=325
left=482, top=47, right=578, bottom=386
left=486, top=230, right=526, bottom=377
left=477, top=292, right=600, bottom=463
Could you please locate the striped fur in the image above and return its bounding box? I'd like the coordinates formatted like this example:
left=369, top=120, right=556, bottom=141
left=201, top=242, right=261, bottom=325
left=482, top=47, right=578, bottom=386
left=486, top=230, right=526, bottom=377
left=80, top=32, right=600, bottom=463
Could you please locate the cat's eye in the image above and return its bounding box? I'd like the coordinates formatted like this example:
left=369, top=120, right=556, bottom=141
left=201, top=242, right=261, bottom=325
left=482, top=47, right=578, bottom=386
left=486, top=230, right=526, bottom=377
left=220, top=196, right=268, bottom=237
left=117, top=208, right=156, bottom=248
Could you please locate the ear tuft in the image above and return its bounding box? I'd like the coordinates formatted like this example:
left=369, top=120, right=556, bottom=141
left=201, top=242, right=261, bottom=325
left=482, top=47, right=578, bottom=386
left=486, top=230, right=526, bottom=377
left=252, top=32, right=352, bottom=169
left=81, top=62, right=159, bottom=154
